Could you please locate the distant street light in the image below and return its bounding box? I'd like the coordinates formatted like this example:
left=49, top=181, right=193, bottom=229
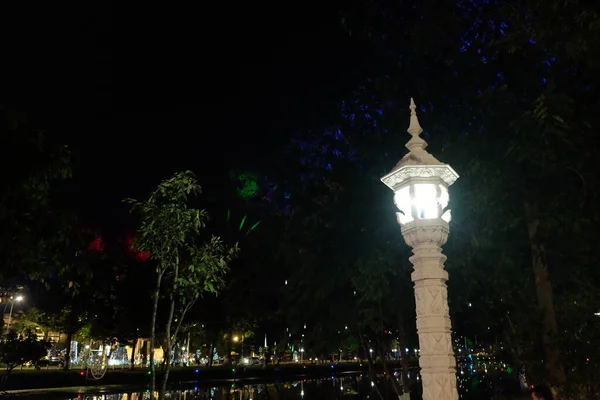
left=380, top=99, right=459, bottom=400
left=6, top=295, right=24, bottom=334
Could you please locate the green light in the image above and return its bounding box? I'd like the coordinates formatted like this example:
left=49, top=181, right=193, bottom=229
left=147, top=371, right=151, bottom=375
left=507, top=366, right=513, bottom=374
left=232, top=369, right=235, bottom=373
left=248, top=220, right=261, bottom=233
left=234, top=171, right=259, bottom=199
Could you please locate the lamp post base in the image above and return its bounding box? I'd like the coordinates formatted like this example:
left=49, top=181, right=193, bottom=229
left=421, top=371, right=459, bottom=400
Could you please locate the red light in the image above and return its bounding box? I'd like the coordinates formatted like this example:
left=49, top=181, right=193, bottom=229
left=127, top=235, right=150, bottom=261
left=80, top=371, right=85, bottom=376
left=88, top=235, right=104, bottom=252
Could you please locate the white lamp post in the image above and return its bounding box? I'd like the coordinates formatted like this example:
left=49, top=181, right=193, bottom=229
left=6, top=295, right=24, bottom=334
left=381, top=99, right=459, bottom=400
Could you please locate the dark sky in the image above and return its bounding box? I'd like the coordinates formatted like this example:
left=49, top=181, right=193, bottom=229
left=1, top=1, right=370, bottom=228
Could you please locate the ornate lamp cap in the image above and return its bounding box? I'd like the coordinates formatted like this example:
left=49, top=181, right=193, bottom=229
left=380, top=98, right=459, bottom=191
left=406, top=98, right=427, bottom=152
left=394, top=98, right=443, bottom=168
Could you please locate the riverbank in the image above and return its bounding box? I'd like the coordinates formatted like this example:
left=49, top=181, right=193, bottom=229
left=0, top=362, right=397, bottom=392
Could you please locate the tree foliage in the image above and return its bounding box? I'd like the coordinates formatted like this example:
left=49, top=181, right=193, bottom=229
left=0, top=330, right=50, bottom=374
left=125, top=171, right=238, bottom=398
left=0, top=106, right=71, bottom=279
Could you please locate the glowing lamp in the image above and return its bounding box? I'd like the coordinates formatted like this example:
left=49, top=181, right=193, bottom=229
left=381, top=100, right=458, bottom=226
left=390, top=180, right=452, bottom=223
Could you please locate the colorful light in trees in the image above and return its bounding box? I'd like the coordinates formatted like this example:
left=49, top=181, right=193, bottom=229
left=233, top=171, right=260, bottom=200
left=126, top=235, right=150, bottom=262
left=230, top=170, right=292, bottom=216
left=226, top=209, right=261, bottom=235
left=88, top=236, right=104, bottom=252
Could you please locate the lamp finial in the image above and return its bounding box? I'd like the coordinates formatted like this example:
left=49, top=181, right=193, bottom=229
left=406, top=98, right=428, bottom=151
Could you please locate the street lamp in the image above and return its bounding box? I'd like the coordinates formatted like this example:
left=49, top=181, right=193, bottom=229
left=381, top=99, right=459, bottom=400
left=6, top=295, right=24, bottom=334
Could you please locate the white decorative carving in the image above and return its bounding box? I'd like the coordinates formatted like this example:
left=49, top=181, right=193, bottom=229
left=381, top=165, right=459, bottom=190
left=404, top=218, right=459, bottom=400
left=421, top=372, right=459, bottom=400
left=380, top=99, right=458, bottom=191
left=401, top=219, right=450, bottom=247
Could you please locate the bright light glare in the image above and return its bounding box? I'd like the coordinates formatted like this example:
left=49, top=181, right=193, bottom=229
left=394, top=183, right=452, bottom=224
left=394, top=187, right=413, bottom=224
left=15, top=296, right=23, bottom=302
left=414, top=184, right=438, bottom=218
left=439, top=185, right=449, bottom=208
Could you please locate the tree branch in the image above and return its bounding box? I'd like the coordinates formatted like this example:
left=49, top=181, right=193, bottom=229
left=172, top=299, right=196, bottom=344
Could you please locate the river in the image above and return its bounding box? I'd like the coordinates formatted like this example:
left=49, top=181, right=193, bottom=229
left=9, top=374, right=407, bottom=400
left=9, top=371, right=521, bottom=400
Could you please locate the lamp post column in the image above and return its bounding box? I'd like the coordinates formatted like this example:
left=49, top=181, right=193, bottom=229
left=402, top=219, right=457, bottom=400
left=6, top=301, right=15, bottom=334
left=380, top=99, right=459, bottom=400
left=6, top=295, right=24, bottom=334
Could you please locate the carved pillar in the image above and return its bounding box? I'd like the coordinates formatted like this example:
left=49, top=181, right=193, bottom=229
left=380, top=98, right=459, bottom=400
left=402, top=219, right=458, bottom=400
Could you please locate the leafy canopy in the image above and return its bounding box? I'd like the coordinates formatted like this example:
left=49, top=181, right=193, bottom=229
left=124, top=170, right=207, bottom=273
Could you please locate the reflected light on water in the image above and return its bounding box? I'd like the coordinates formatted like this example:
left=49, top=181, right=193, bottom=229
left=27, top=371, right=515, bottom=400
left=42, top=374, right=402, bottom=400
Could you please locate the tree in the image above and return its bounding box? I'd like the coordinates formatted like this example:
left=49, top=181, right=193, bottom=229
left=11, top=308, right=49, bottom=339
left=125, top=171, right=238, bottom=399
left=0, top=106, right=71, bottom=279
left=0, top=330, right=49, bottom=383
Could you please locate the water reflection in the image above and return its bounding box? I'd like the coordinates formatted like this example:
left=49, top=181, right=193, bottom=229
left=58, top=375, right=401, bottom=400
left=29, top=371, right=518, bottom=400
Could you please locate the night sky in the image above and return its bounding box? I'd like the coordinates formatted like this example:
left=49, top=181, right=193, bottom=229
left=1, top=1, right=370, bottom=229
